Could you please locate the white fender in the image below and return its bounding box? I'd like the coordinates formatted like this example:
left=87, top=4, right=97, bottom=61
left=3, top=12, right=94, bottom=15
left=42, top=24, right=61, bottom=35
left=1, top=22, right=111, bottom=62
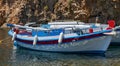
left=58, top=32, right=64, bottom=44
left=33, top=35, right=38, bottom=45
left=13, top=41, right=17, bottom=50
left=104, top=31, right=116, bottom=36
left=12, top=32, right=16, bottom=41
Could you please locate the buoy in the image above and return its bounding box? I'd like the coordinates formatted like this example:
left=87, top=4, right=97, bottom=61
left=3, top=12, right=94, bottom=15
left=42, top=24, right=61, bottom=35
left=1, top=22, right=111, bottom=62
left=33, top=35, right=38, bottom=45
left=58, top=32, right=64, bottom=44
left=12, top=32, right=16, bottom=41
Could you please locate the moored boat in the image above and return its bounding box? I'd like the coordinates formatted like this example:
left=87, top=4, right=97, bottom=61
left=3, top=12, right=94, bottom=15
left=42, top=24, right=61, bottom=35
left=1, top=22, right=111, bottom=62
left=7, top=22, right=115, bottom=54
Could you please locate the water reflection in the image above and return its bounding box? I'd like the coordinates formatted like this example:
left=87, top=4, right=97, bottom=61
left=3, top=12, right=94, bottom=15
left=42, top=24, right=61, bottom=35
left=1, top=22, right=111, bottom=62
left=9, top=48, right=109, bottom=66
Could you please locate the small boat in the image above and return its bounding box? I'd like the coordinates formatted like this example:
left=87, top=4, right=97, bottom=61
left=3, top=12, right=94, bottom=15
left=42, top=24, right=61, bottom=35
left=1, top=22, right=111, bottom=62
left=7, top=22, right=115, bottom=54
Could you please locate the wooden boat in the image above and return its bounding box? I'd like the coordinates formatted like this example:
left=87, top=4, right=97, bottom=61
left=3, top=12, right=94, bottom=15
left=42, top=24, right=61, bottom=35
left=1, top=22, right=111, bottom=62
left=7, top=22, right=115, bottom=54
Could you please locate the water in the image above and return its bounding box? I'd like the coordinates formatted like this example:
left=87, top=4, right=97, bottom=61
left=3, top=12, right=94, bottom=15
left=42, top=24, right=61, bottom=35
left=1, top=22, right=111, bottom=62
left=0, top=28, right=120, bottom=66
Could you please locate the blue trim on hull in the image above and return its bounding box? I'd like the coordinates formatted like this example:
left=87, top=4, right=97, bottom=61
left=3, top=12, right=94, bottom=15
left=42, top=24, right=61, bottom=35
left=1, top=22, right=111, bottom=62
left=15, top=34, right=104, bottom=45
left=16, top=44, right=106, bottom=54
left=8, top=29, right=111, bottom=40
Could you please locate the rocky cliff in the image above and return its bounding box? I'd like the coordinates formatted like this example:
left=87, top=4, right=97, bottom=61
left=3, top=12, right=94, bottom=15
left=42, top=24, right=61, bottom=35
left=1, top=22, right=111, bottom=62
left=0, top=0, right=120, bottom=27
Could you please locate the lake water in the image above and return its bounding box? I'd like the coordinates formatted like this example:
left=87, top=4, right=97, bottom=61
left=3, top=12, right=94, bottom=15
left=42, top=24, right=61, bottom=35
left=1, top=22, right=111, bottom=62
left=0, top=28, right=120, bottom=66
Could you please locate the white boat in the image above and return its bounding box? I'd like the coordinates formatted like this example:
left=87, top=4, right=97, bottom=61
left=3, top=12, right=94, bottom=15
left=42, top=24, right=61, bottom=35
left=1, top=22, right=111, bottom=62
left=7, top=23, right=114, bottom=54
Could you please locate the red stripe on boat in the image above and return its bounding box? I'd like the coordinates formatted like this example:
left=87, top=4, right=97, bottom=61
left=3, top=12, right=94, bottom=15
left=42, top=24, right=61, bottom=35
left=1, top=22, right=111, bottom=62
left=15, top=33, right=104, bottom=45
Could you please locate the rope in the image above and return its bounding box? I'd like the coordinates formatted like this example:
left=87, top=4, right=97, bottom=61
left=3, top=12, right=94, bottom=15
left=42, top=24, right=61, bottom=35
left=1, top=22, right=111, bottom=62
left=0, top=37, right=11, bottom=44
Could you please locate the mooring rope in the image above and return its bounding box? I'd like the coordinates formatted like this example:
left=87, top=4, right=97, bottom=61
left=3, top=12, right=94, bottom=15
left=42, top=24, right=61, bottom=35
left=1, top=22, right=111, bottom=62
left=0, top=37, right=11, bottom=44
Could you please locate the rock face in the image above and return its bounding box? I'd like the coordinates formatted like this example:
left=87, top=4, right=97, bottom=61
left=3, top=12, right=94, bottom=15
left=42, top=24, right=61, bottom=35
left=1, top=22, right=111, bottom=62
left=0, top=0, right=120, bottom=26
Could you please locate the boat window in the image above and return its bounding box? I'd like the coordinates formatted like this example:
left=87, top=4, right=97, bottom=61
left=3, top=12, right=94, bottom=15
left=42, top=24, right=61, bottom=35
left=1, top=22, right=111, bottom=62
left=64, top=27, right=74, bottom=34
left=63, top=27, right=84, bottom=35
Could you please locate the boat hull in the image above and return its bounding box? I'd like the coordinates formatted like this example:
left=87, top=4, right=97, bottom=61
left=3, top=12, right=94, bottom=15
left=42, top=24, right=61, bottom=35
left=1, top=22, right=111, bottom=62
left=7, top=23, right=112, bottom=53
left=15, top=36, right=112, bottom=53
left=111, top=30, right=120, bottom=45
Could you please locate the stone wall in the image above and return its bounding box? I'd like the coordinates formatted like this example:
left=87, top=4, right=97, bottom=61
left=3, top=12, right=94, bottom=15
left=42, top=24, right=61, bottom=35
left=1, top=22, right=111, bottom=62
left=0, top=0, right=120, bottom=26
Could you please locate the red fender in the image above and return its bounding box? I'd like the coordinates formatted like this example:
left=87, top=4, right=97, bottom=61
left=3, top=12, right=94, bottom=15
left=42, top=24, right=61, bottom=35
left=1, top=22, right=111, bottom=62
left=13, top=28, right=19, bottom=34
left=107, top=20, right=115, bottom=30
left=89, top=28, right=93, bottom=33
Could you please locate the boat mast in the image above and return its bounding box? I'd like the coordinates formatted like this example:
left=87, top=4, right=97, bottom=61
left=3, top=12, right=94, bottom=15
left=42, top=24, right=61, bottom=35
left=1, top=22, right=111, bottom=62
left=95, top=16, right=99, bottom=24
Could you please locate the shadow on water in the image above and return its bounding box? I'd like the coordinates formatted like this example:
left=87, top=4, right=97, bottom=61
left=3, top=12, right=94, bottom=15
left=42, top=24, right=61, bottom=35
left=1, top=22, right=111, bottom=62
left=13, top=47, right=106, bottom=60
left=106, top=45, right=120, bottom=58
left=10, top=48, right=107, bottom=66
left=110, top=42, right=120, bottom=46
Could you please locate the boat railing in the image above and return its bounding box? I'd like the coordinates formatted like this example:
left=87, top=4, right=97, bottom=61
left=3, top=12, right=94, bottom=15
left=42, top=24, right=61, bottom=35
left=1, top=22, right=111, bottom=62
left=63, top=26, right=107, bottom=35
left=63, top=27, right=90, bottom=35
left=7, top=23, right=50, bottom=31
left=7, top=23, right=115, bottom=36
left=48, top=21, right=85, bottom=25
